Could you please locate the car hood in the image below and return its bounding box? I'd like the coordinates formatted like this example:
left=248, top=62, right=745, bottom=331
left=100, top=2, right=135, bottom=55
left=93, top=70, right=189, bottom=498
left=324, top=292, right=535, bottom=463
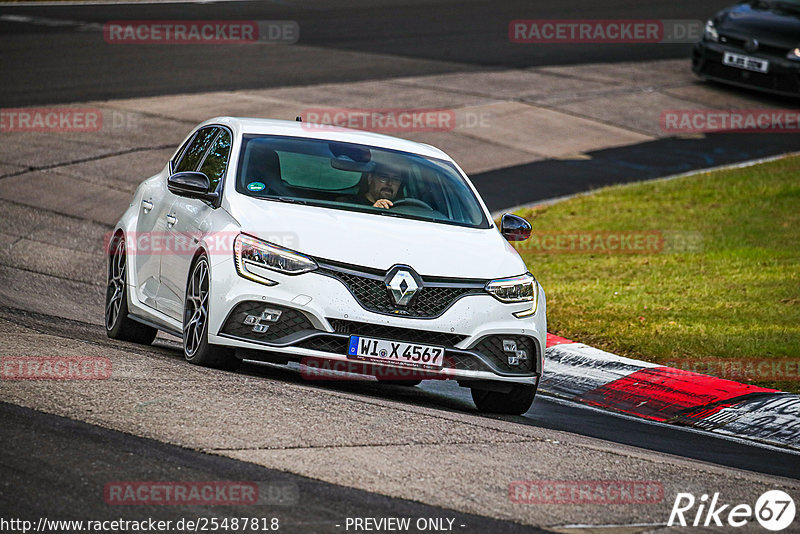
left=228, top=195, right=528, bottom=279
left=715, top=1, right=800, bottom=48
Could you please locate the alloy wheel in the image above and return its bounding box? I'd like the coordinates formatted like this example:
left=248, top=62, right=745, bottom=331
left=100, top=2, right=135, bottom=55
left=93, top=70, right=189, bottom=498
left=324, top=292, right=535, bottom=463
left=184, top=258, right=209, bottom=357
left=105, top=236, right=126, bottom=330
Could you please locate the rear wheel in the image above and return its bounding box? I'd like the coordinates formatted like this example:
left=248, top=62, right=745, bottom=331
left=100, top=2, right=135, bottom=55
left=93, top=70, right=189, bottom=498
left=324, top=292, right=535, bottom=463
left=183, top=255, right=240, bottom=371
left=471, top=382, right=537, bottom=415
left=105, top=234, right=158, bottom=344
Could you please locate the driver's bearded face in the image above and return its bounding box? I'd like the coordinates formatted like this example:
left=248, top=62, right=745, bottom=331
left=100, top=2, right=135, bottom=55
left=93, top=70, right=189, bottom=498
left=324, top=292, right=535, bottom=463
left=366, top=172, right=402, bottom=202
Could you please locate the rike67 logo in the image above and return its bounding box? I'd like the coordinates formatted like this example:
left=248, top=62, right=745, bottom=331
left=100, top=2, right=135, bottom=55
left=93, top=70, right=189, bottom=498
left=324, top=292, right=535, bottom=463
left=668, top=490, right=796, bottom=531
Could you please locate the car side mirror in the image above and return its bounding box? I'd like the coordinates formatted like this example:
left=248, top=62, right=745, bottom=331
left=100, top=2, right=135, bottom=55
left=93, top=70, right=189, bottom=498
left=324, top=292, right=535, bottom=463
left=500, top=213, right=531, bottom=241
left=167, top=171, right=219, bottom=205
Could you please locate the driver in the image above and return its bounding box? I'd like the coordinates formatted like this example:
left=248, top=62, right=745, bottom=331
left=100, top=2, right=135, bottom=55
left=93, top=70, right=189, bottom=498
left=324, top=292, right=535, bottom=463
left=344, top=167, right=404, bottom=209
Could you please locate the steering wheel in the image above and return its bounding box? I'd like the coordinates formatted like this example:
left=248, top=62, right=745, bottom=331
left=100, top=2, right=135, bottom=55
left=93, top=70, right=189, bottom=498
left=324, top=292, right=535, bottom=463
left=391, top=198, right=433, bottom=210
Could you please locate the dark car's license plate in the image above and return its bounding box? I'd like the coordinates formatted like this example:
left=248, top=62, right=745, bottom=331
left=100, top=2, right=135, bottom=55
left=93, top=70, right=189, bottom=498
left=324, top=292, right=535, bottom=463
left=723, top=51, right=769, bottom=73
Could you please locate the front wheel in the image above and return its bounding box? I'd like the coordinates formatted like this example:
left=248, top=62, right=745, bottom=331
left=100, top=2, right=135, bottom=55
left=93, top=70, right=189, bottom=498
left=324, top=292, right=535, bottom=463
left=183, top=255, right=240, bottom=371
left=471, top=382, right=537, bottom=415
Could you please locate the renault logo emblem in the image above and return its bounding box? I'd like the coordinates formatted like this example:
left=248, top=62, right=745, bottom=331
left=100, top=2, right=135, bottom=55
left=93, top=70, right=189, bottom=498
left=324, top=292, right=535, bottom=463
left=385, top=267, right=420, bottom=307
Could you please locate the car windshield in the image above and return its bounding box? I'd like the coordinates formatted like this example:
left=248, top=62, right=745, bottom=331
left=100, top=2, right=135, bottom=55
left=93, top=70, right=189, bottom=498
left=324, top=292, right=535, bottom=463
left=235, top=134, right=490, bottom=228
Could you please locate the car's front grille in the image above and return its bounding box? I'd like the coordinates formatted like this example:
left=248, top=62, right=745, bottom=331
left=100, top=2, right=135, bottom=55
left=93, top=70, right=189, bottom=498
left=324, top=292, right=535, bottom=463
left=328, top=318, right=467, bottom=347
left=316, top=263, right=484, bottom=318
left=220, top=302, right=315, bottom=342
left=471, top=335, right=537, bottom=374
left=718, top=34, right=790, bottom=56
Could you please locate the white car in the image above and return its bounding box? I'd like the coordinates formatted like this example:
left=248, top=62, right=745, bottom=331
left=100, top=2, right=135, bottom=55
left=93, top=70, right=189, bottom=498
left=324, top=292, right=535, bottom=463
left=106, top=117, right=546, bottom=414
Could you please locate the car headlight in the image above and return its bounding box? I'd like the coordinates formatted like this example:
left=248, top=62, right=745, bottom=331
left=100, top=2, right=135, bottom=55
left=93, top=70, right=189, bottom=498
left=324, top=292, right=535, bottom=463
left=704, top=19, right=719, bottom=42
left=234, top=233, right=317, bottom=285
left=485, top=273, right=536, bottom=303
left=788, top=47, right=800, bottom=61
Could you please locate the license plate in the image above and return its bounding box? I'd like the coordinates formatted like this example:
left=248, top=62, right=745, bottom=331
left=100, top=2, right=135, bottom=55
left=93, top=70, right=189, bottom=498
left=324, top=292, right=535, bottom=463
left=347, top=336, right=445, bottom=370
left=723, top=51, right=769, bottom=73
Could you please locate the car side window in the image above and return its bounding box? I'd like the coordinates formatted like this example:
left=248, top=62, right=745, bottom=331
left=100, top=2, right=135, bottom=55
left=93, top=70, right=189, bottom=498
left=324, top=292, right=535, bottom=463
left=170, top=133, right=196, bottom=172
left=174, top=127, right=219, bottom=173
left=198, top=129, right=232, bottom=193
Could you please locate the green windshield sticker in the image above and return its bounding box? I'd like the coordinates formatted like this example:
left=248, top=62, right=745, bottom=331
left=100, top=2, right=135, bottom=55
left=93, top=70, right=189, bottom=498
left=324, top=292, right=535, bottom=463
left=247, top=181, right=266, bottom=192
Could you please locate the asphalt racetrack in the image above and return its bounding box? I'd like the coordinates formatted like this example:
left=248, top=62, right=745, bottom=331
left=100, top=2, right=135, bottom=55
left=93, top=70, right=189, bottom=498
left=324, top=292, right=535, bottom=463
left=1, top=0, right=735, bottom=106
left=1, top=1, right=799, bottom=532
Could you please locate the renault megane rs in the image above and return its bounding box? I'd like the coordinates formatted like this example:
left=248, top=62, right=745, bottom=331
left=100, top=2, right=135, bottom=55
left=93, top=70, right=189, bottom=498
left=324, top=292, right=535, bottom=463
left=106, top=117, right=546, bottom=415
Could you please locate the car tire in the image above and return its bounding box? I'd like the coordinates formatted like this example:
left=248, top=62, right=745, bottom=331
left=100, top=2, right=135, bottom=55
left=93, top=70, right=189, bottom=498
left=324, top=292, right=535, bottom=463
left=471, top=382, right=537, bottom=415
left=105, top=233, right=158, bottom=345
left=183, top=255, right=240, bottom=371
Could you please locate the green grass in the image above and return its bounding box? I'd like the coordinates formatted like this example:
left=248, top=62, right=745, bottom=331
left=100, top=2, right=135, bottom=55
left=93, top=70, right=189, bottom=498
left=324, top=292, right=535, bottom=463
left=514, top=155, right=800, bottom=392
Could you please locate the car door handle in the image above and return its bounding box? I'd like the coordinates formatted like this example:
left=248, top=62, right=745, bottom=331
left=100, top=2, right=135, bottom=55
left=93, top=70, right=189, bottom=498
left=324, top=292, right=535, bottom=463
left=166, top=214, right=177, bottom=227
left=141, top=199, right=154, bottom=212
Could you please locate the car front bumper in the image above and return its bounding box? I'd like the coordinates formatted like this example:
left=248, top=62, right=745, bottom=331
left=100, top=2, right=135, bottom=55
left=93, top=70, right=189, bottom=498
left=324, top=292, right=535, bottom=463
left=692, top=40, right=800, bottom=98
left=206, top=254, right=546, bottom=385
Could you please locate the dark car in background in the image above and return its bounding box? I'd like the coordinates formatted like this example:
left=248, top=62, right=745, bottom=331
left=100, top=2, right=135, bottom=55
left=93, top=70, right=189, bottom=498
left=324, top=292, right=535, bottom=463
left=693, top=0, right=800, bottom=97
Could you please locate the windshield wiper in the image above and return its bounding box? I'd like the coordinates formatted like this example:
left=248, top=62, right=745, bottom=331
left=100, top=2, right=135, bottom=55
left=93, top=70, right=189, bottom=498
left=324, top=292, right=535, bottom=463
left=258, top=196, right=310, bottom=206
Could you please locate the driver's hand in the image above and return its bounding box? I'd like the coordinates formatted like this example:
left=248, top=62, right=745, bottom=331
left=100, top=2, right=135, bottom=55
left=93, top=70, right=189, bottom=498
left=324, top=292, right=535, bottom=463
left=373, top=199, right=393, bottom=209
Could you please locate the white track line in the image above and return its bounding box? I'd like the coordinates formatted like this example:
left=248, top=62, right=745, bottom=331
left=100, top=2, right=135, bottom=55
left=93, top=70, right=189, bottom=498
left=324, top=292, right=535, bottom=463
left=0, top=14, right=102, bottom=30
left=554, top=522, right=667, bottom=529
